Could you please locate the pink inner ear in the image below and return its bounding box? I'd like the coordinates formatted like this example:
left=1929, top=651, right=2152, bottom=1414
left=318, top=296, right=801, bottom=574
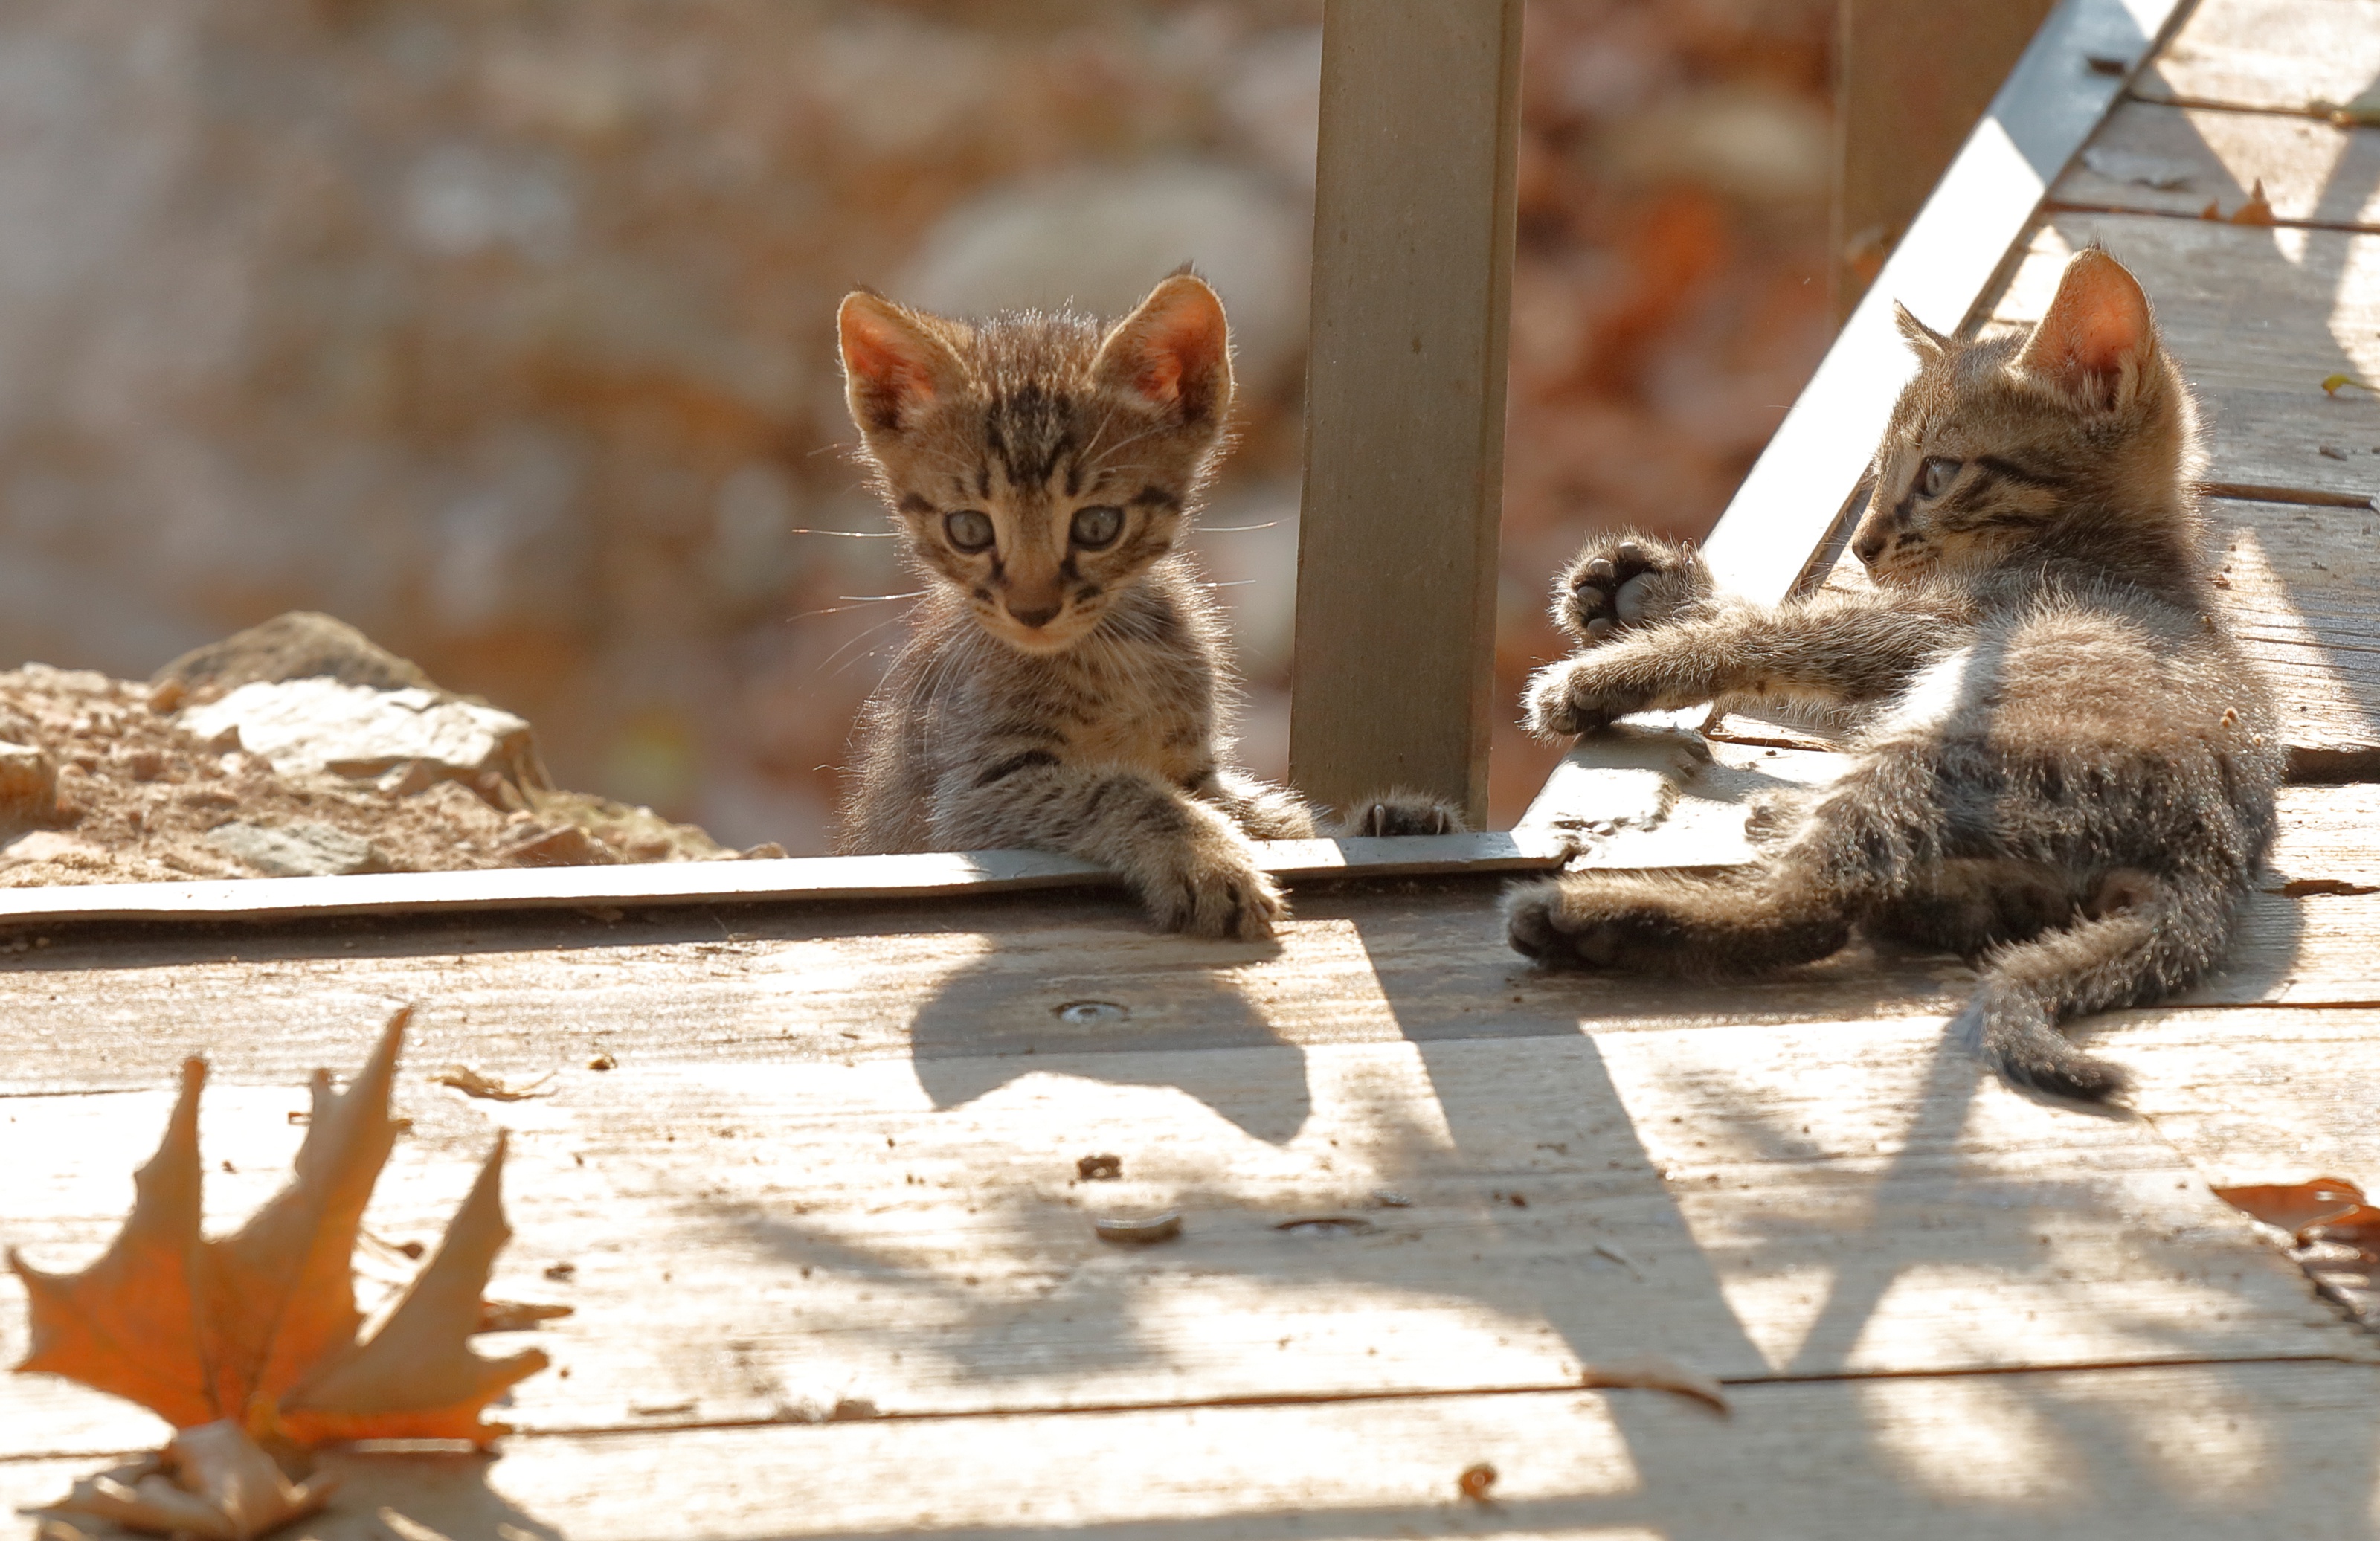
left=840, top=304, right=938, bottom=414
left=1119, top=287, right=1226, bottom=409
left=2023, top=252, right=2151, bottom=387
left=2066, top=290, right=2146, bottom=376
left=1134, top=347, right=1186, bottom=405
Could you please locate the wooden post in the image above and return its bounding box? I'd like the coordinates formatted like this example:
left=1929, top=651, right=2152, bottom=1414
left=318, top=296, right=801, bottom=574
left=1289, top=0, right=1523, bottom=830
left=1832, top=0, right=2060, bottom=322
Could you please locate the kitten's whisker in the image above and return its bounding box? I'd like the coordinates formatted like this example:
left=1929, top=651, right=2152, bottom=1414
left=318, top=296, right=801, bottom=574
left=814, top=612, right=914, bottom=681
left=787, top=527, right=901, bottom=538
left=1199, top=522, right=1281, bottom=533
left=788, top=590, right=929, bottom=620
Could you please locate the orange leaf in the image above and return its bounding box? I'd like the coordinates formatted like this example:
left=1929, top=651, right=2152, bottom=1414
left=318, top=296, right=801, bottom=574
left=12, top=1006, right=555, bottom=1458
left=10, top=1058, right=214, bottom=1428
left=200, top=1012, right=407, bottom=1437
left=2212, top=1176, right=2367, bottom=1234
left=279, top=1133, right=550, bottom=1448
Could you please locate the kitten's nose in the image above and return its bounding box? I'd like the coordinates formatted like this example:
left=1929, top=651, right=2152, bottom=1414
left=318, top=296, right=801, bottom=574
left=1853, top=531, right=1887, bottom=565
left=1008, top=600, right=1062, bottom=629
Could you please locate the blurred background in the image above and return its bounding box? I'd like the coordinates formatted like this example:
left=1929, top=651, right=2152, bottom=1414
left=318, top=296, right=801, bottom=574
left=0, top=0, right=1836, bottom=847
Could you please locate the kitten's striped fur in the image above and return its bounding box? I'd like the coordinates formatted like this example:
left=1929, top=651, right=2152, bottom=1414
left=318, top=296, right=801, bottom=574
left=1508, top=248, right=2280, bottom=1101
left=832, top=271, right=1456, bottom=939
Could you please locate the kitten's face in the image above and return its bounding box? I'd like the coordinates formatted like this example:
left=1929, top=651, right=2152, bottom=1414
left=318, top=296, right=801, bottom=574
left=1853, top=248, right=2195, bottom=586
left=838, top=276, right=1232, bottom=653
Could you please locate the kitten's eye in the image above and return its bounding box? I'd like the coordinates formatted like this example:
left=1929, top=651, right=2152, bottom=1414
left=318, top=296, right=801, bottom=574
left=944, top=509, right=995, bottom=552
left=1070, top=504, right=1124, bottom=550
left=1919, top=457, right=1961, bottom=498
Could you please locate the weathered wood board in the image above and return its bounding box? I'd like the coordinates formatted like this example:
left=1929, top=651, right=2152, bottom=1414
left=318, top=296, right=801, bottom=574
left=2135, top=0, right=2380, bottom=115
left=2097, top=1006, right=2380, bottom=1188
left=6, top=1010, right=2367, bottom=1458
left=2054, top=102, right=2380, bottom=228
left=7, top=1362, right=2379, bottom=1540
left=1987, top=213, right=2380, bottom=504
left=2207, top=496, right=2380, bottom=777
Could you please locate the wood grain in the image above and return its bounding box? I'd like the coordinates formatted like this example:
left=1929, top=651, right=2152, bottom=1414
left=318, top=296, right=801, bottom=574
left=1989, top=212, right=2380, bottom=505
left=2134, top=0, right=2380, bottom=115
left=2054, top=102, right=2380, bottom=228
left=4, top=1017, right=2363, bottom=1460
left=7, top=1362, right=2378, bottom=1540
left=1290, top=0, right=1524, bottom=825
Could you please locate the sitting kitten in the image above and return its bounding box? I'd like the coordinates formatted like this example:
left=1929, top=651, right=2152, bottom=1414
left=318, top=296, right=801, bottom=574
left=832, top=271, right=1458, bottom=939
left=1506, top=247, right=2280, bottom=1101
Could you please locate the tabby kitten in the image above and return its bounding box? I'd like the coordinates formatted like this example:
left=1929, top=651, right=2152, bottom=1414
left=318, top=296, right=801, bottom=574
left=832, top=271, right=1456, bottom=939
left=1506, top=247, right=2279, bottom=1101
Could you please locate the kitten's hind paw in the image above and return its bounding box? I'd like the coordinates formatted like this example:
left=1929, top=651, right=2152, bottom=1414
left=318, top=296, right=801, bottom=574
left=1502, top=878, right=1632, bottom=968
left=1333, top=791, right=1467, bottom=838
left=1554, top=533, right=1712, bottom=646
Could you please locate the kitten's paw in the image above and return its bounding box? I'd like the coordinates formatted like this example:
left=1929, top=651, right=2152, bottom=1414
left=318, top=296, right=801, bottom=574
left=1523, top=657, right=1656, bottom=739
left=1138, top=834, right=1286, bottom=941
left=1503, top=877, right=1673, bottom=970
left=1333, top=790, right=1467, bottom=838
left=1553, top=533, right=1712, bottom=646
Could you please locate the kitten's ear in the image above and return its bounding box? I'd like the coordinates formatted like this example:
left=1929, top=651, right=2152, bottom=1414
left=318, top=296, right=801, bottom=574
left=2014, top=247, right=2157, bottom=408
left=1893, top=302, right=1951, bottom=360
left=1093, top=271, right=1233, bottom=428
left=838, top=291, right=962, bottom=434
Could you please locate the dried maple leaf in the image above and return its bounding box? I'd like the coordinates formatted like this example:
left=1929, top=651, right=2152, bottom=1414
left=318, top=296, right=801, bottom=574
left=2212, top=1175, right=2367, bottom=1235
left=12, top=1008, right=553, bottom=1536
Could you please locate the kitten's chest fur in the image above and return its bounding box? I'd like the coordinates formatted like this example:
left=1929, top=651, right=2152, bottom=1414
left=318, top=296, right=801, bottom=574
left=837, top=558, right=1226, bottom=853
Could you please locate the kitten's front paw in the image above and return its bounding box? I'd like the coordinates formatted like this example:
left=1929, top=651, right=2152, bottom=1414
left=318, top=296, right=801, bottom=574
left=1136, top=831, right=1286, bottom=941
left=1554, top=533, right=1712, bottom=646
left=1334, top=791, right=1467, bottom=838
left=1524, top=657, right=1656, bottom=739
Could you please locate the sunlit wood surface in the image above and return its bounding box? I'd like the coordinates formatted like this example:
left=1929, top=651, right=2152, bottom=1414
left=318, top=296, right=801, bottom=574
left=7, top=0, right=2380, bottom=1534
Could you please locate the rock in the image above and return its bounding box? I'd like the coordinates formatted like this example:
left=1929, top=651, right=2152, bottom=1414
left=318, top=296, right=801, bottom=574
left=0, top=742, right=57, bottom=827
left=149, top=612, right=440, bottom=712
left=176, top=679, right=547, bottom=799
left=501, top=821, right=618, bottom=868
left=897, top=161, right=1310, bottom=391
left=203, top=820, right=393, bottom=878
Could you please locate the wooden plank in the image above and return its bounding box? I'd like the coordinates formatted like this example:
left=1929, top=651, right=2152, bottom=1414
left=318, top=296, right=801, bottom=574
left=0, top=784, right=2378, bottom=1101
left=2135, top=0, right=2380, bottom=115
left=1289, top=1, right=1524, bottom=828
left=1700, top=0, right=2182, bottom=608
left=4, top=1016, right=2364, bottom=1458
left=2054, top=101, right=2380, bottom=228
left=0, top=832, right=1572, bottom=931
left=1990, top=213, right=2380, bottom=504
left=1831, top=0, right=2060, bottom=320
left=2206, top=497, right=2380, bottom=779
left=2098, top=1007, right=2380, bottom=1186
left=8, top=1363, right=2379, bottom=1540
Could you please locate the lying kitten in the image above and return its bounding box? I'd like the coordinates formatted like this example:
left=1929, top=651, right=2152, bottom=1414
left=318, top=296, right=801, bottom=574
left=1507, top=246, right=2279, bottom=1100
left=832, top=271, right=1456, bottom=939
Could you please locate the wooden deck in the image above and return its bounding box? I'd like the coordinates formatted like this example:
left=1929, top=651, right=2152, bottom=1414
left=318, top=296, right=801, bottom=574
left=8, top=0, right=2380, bottom=1535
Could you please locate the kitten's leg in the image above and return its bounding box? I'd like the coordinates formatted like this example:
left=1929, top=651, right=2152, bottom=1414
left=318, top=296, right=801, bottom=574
left=1503, top=865, right=1853, bottom=975
left=1955, top=866, right=2241, bottom=1101
left=933, top=762, right=1284, bottom=941
left=1525, top=590, right=1971, bottom=737
left=1197, top=769, right=1320, bottom=840
left=1331, top=789, right=1467, bottom=837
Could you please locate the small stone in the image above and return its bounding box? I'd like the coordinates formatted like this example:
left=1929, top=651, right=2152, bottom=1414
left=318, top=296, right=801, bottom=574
left=0, top=743, right=58, bottom=826
left=204, top=820, right=393, bottom=878
left=502, top=822, right=618, bottom=868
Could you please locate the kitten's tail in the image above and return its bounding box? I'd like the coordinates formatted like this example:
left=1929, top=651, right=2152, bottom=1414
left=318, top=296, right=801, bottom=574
left=1954, top=868, right=2240, bottom=1101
